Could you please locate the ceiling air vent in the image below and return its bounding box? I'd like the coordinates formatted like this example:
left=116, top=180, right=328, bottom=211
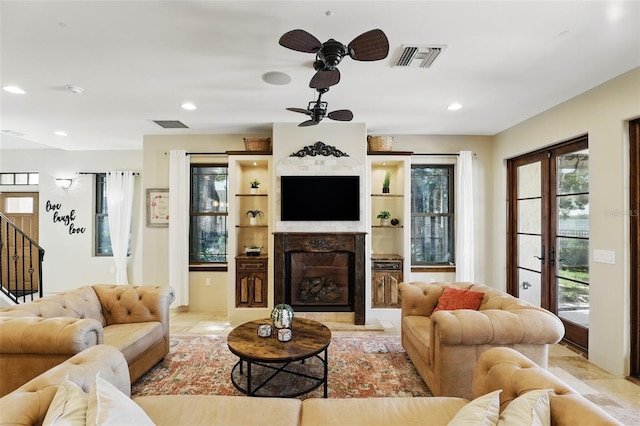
left=152, top=120, right=188, bottom=129
left=395, top=45, right=446, bottom=68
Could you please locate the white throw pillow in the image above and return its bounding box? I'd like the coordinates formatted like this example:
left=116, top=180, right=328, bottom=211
left=86, top=373, right=155, bottom=426
left=497, top=389, right=552, bottom=426
left=43, top=377, right=88, bottom=426
left=447, top=389, right=502, bottom=426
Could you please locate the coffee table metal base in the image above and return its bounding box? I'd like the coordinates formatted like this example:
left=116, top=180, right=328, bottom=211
left=230, top=348, right=328, bottom=398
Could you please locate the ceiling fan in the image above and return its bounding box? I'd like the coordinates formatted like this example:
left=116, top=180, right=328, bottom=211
left=286, top=88, right=353, bottom=127
left=279, top=28, right=389, bottom=89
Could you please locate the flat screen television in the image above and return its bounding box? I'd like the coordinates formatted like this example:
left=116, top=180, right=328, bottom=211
left=281, top=175, right=360, bottom=221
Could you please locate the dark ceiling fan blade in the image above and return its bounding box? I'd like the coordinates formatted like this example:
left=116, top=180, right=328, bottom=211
left=279, top=29, right=322, bottom=53
left=347, top=29, right=389, bottom=61
left=286, top=107, right=312, bottom=115
left=328, top=109, right=354, bottom=122
left=309, top=69, right=340, bottom=89
left=299, top=119, right=317, bottom=127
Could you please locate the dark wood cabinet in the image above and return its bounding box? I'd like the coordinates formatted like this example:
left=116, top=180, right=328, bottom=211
left=372, top=256, right=402, bottom=308
left=236, top=255, right=267, bottom=307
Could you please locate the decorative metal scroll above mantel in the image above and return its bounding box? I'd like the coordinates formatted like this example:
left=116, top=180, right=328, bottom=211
left=290, top=141, right=349, bottom=158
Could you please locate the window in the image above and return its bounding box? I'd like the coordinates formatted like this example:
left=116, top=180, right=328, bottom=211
left=0, top=172, right=39, bottom=185
left=190, top=165, right=229, bottom=264
left=95, top=174, right=131, bottom=256
left=95, top=174, right=111, bottom=255
left=411, top=165, right=454, bottom=265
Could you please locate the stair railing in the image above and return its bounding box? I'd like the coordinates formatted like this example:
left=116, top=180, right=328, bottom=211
left=0, top=212, right=45, bottom=304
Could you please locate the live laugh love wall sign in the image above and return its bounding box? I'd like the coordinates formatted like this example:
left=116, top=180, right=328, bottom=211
left=46, top=200, right=86, bottom=235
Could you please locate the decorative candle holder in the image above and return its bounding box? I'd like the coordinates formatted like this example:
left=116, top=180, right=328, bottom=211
left=257, top=324, right=272, bottom=338
left=277, top=328, right=292, bottom=342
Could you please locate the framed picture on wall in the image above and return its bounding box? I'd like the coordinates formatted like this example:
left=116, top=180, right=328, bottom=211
left=146, top=188, right=169, bottom=227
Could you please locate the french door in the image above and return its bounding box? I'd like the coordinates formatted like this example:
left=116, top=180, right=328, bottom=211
left=507, top=136, right=589, bottom=351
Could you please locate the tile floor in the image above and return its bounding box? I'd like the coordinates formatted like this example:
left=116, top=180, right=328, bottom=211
left=169, top=310, right=640, bottom=424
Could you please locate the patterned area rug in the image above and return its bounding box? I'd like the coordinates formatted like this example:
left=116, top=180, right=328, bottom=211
left=132, top=335, right=431, bottom=399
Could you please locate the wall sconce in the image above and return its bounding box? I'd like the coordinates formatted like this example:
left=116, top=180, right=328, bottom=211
left=56, top=178, right=73, bottom=189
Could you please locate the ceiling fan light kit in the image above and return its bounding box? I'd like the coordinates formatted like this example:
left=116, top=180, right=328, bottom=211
left=279, top=28, right=389, bottom=126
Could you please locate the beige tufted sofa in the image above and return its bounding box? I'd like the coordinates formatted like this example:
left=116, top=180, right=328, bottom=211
left=0, top=345, right=620, bottom=426
left=399, top=281, right=565, bottom=399
left=0, top=284, right=174, bottom=397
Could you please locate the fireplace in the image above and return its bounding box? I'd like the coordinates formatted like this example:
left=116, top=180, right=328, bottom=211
left=274, top=233, right=366, bottom=325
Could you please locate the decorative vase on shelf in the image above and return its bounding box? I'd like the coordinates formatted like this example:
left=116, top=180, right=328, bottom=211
left=250, top=187, right=258, bottom=194
left=380, top=218, right=390, bottom=226
left=271, top=303, right=294, bottom=329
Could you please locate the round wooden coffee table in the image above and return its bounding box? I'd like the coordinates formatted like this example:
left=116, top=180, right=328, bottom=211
left=227, top=317, right=331, bottom=398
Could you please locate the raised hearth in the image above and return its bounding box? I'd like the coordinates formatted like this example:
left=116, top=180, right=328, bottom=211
left=274, top=232, right=366, bottom=325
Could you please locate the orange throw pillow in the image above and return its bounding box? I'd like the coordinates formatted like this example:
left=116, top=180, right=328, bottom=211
left=432, top=287, right=485, bottom=314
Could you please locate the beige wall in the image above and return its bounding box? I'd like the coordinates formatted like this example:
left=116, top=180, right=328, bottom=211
left=492, top=67, right=640, bottom=376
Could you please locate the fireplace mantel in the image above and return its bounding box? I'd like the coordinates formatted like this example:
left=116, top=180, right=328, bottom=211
left=273, top=232, right=366, bottom=325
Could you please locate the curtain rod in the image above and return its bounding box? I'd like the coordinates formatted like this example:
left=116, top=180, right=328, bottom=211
left=163, top=152, right=228, bottom=156
left=77, top=172, right=140, bottom=175
left=412, top=153, right=460, bottom=156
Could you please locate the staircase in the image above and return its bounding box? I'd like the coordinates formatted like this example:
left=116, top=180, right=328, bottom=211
left=0, top=212, right=45, bottom=304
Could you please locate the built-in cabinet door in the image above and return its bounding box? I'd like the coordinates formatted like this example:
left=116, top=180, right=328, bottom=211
left=236, top=256, right=267, bottom=308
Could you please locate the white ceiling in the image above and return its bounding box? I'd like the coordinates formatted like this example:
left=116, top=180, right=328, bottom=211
left=1, top=1, right=639, bottom=151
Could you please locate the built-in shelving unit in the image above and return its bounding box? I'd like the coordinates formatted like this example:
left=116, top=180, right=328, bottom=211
left=367, top=152, right=411, bottom=311
left=228, top=153, right=272, bottom=317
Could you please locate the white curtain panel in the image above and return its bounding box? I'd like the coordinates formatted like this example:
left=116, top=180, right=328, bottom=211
left=455, top=151, right=475, bottom=282
left=169, top=150, right=190, bottom=307
left=106, top=171, right=135, bottom=285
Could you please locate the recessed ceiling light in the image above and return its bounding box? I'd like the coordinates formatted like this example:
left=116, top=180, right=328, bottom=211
left=447, top=102, right=462, bottom=111
left=2, top=85, right=26, bottom=94
left=181, top=102, right=197, bottom=110
left=54, top=130, right=68, bottom=136
left=262, top=71, right=292, bottom=86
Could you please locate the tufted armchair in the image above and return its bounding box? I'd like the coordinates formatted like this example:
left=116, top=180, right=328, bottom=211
left=399, top=281, right=564, bottom=399
left=0, top=284, right=174, bottom=396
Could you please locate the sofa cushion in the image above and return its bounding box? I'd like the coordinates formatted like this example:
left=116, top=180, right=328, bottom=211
left=103, top=322, right=163, bottom=363
left=134, top=395, right=302, bottom=426
left=86, top=373, right=154, bottom=426
left=42, top=377, right=88, bottom=426
left=447, top=389, right=501, bottom=426
left=433, top=287, right=485, bottom=314
left=301, top=397, right=468, bottom=426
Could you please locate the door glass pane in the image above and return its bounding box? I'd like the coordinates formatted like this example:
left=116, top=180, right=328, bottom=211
left=518, top=268, right=541, bottom=307
left=518, top=234, right=542, bottom=272
left=4, top=197, right=33, bottom=213
left=557, top=149, right=588, bottom=195
left=517, top=199, right=541, bottom=234
left=558, top=278, right=589, bottom=327
left=557, top=195, right=589, bottom=237
left=518, top=162, right=541, bottom=198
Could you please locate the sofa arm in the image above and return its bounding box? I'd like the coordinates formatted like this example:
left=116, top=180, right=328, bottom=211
left=92, top=285, right=174, bottom=332
left=399, top=282, right=443, bottom=317
left=0, top=317, right=103, bottom=354
left=0, top=345, right=129, bottom=426
left=473, top=347, right=621, bottom=425
left=431, top=308, right=564, bottom=345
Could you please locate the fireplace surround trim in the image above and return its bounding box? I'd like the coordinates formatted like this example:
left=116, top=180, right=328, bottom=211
left=273, top=232, right=366, bottom=325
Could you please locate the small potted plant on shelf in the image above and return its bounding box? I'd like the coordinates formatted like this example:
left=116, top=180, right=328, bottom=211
left=244, top=245, right=263, bottom=256
left=271, top=303, right=294, bottom=329
left=250, top=179, right=260, bottom=194
left=377, top=210, right=391, bottom=226
left=246, top=209, right=263, bottom=225
left=382, top=171, right=390, bottom=194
